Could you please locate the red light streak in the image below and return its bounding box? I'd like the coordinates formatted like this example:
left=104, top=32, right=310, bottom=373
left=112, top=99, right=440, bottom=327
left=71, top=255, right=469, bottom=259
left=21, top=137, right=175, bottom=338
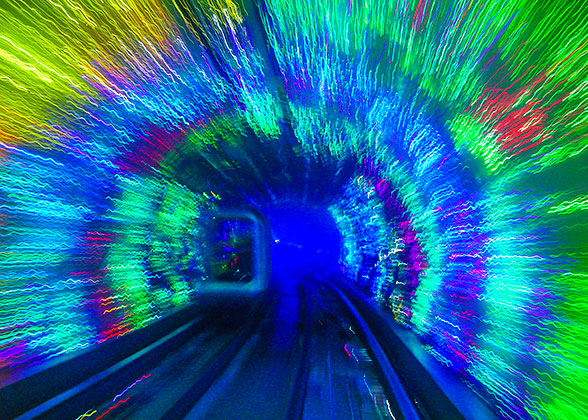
left=96, top=397, right=130, bottom=420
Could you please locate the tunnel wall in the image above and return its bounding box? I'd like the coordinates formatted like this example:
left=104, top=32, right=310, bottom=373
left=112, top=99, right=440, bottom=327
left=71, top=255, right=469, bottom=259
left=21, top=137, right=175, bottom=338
left=0, top=2, right=586, bottom=420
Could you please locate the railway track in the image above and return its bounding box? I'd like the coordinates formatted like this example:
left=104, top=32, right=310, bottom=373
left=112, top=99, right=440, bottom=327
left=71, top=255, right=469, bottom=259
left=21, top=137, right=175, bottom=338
left=3, top=275, right=491, bottom=420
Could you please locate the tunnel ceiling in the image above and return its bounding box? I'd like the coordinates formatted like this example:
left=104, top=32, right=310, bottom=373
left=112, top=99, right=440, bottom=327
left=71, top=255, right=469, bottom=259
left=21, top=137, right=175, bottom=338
left=0, top=1, right=587, bottom=419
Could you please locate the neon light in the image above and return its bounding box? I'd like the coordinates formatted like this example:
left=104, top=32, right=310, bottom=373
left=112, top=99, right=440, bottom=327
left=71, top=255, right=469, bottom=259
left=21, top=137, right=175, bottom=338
left=0, top=2, right=585, bottom=419
left=95, top=397, right=130, bottom=420
left=112, top=374, right=152, bottom=402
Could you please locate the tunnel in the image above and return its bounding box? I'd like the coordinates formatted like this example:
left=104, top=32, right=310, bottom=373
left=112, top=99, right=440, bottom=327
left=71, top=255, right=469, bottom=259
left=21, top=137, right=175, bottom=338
left=0, top=0, right=587, bottom=419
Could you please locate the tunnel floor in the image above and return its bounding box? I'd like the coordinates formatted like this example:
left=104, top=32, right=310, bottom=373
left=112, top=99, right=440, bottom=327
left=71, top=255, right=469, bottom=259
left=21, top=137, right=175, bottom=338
left=16, top=276, right=405, bottom=420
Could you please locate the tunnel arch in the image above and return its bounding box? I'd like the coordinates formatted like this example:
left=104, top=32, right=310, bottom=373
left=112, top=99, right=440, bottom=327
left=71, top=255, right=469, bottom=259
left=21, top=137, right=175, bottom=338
left=0, top=1, right=586, bottom=420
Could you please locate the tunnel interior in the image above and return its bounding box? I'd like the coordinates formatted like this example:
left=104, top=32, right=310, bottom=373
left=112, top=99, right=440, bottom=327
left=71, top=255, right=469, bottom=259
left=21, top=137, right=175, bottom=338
left=265, top=204, right=341, bottom=280
left=0, top=1, right=587, bottom=419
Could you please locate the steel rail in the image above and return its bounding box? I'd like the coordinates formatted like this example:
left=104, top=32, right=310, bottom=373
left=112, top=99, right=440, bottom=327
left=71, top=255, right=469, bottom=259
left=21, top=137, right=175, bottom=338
left=325, top=280, right=422, bottom=420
